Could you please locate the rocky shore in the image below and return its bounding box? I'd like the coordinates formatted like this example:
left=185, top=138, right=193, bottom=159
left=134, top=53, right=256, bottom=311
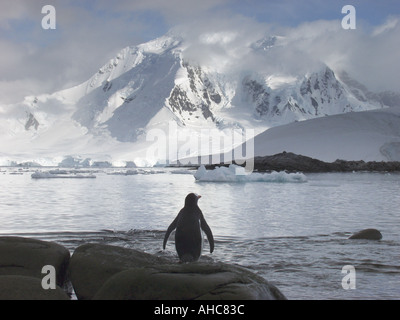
left=254, top=152, right=400, bottom=172
left=0, top=237, right=286, bottom=300
left=0, top=229, right=382, bottom=300
left=206, top=152, right=400, bottom=173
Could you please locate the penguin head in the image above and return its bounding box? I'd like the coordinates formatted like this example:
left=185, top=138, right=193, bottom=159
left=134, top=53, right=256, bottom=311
left=185, top=193, right=201, bottom=207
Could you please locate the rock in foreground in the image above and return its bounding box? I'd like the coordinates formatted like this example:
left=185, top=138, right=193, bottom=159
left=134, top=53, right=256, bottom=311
left=69, top=243, right=286, bottom=300
left=94, top=263, right=285, bottom=300
left=0, top=275, right=69, bottom=300
left=0, top=236, right=70, bottom=286
left=69, top=243, right=167, bottom=300
left=0, top=236, right=71, bottom=300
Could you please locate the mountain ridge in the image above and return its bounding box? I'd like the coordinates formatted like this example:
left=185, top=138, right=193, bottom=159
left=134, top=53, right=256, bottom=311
left=0, top=32, right=397, bottom=166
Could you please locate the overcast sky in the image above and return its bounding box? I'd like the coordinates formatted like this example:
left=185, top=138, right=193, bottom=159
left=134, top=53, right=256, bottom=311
left=0, top=0, right=399, bottom=104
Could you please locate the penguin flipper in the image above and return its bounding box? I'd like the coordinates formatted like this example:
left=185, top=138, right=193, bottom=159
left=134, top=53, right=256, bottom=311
left=163, top=215, right=179, bottom=250
left=200, top=215, right=214, bottom=253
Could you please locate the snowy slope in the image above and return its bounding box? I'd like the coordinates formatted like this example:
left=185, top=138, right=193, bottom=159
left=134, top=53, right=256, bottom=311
left=231, top=107, right=400, bottom=162
left=0, top=32, right=396, bottom=165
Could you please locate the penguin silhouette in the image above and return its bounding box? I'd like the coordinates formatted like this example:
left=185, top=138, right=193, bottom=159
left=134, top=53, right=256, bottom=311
left=163, top=193, right=214, bottom=262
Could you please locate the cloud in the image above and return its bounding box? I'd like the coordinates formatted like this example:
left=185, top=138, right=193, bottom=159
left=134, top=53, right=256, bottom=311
left=0, top=0, right=235, bottom=104
left=0, top=1, right=399, bottom=106
left=372, top=16, right=399, bottom=36
left=280, top=17, right=400, bottom=92
left=176, top=14, right=272, bottom=72
left=96, top=0, right=230, bottom=25
left=0, top=0, right=38, bottom=27
left=178, top=15, right=400, bottom=95
left=0, top=1, right=160, bottom=104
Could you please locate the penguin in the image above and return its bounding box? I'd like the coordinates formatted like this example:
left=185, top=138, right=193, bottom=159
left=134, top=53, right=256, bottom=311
left=163, top=193, right=214, bottom=262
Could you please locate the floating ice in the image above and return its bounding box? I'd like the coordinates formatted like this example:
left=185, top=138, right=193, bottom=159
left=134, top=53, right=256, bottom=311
left=170, top=169, right=195, bottom=175
left=31, top=171, right=96, bottom=179
left=106, top=168, right=165, bottom=176
left=107, top=169, right=139, bottom=176
left=193, top=164, right=307, bottom=183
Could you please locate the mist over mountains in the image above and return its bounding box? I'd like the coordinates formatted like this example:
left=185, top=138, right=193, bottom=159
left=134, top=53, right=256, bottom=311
left=1, top=30, right=399, bottom=166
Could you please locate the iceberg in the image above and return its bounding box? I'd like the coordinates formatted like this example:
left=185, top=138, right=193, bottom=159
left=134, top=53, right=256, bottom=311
left=193, top=164, right=307, bottom=183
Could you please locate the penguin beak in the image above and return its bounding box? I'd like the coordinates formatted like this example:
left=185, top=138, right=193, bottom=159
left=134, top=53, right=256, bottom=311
left=196, top=194, right=201, bottom=199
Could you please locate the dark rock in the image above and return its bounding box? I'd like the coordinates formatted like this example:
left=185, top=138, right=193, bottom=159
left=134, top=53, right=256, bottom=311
left=0, top=275, right=69, bottom=300
left=69, top=243, right=286, bottom=300
left=349, top=229, right=383, bottom=240
left=69, top=243, right=166, bottom=300
left=102, top=80, right=112, bottom=92
left=94, top=263, right=285, bottom=300
left=245, top=152, right=400, bottom=173
left=252, top=152, right=332, bottom=173
left=242, top=77, right=271, bottom=117
left=169, top=86, right=197, bottom=114
left=25, top=113, right=39, bottom=131
left=0, top=237, right=70, bottom=286
left=210, top=93, right=221, bottom=104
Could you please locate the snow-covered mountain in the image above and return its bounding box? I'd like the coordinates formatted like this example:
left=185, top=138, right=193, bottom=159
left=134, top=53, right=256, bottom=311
left=0, top=32, right=396, bottom=166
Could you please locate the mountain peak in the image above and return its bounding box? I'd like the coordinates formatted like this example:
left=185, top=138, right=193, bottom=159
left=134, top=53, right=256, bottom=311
left=138, top=33, right=183, bottom=54
left=251, top=35, right=279, bottom=51
left=0, top=32, right=391, bottom=164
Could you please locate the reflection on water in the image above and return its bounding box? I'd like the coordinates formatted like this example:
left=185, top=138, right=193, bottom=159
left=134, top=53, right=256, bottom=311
left=0, top=168, right=399, bottom=299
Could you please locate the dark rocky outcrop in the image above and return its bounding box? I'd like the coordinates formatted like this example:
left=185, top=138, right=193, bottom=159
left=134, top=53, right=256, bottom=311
left=25, top=113, right=39, bottom=131
left=0, top=238, right=287, bottom=300
left=0, top=237, right=70, bottom=286
left=69, top=243, right=165, bottom=300
left=0, top=237, right=71, bottom=300
left=0, top=275, right=69, bottom=300
left=69, top=243, right=286, bottom=300
left=93, top=263, right=285, bottom=300
left=252, top=152, right=333, bottom=173
left=246, top=152, right=400, bottom=173
left=349, top=229, right=383, bottom=240
left=204, top=152, right=400, bottom=173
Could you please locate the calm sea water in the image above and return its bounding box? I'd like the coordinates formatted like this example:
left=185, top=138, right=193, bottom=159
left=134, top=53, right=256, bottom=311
left=0, top=167, right=399, bottom=300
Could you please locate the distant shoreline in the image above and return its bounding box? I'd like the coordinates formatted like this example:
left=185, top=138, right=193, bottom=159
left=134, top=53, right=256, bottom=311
left=4, top=151, right=400, bottom=173
left=200, top=151, right=400, bottom=173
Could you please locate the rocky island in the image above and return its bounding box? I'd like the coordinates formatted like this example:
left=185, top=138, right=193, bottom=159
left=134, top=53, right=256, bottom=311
left=205, top=152, right=400, bottom=173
